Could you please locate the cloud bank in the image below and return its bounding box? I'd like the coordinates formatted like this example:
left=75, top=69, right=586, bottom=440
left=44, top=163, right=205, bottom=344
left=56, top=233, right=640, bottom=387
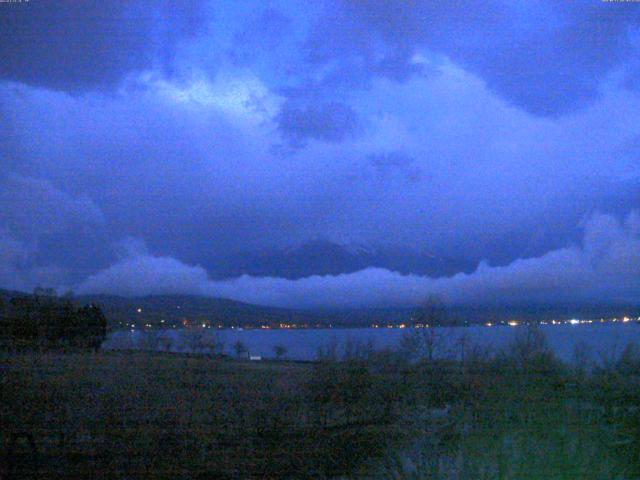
left=76, top=212, right=640, bottom=308
left=2, top=1, right=640, bottom=307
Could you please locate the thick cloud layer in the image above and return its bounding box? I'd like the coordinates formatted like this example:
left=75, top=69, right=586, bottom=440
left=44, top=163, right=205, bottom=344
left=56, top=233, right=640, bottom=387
left=0, top=0, right=206, bottom=91
left=76, top=212, right=640, bottom=308
left=0, top=174, right=106, bottom=290
left=304, top=1, right=640, bottom=116
left=1, top=1, right=639, bottom=307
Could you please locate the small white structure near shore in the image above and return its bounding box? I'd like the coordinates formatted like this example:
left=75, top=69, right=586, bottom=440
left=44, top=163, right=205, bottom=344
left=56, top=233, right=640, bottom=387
left=249, top=354, right=262, bottom=361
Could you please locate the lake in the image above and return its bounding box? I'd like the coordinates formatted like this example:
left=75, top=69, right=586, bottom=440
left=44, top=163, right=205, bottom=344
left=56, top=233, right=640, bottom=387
left=103, top=322, right=640, bottom=363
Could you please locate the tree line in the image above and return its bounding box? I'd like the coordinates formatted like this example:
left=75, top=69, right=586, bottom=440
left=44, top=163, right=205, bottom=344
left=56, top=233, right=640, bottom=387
left=0, top=288, right=107, bottom=351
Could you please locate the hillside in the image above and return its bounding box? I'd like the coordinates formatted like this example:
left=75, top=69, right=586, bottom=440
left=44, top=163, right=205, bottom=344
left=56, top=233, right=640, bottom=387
left=2, top=289, right=638, bottom=330
left=74, top=293, right=328, bottom=329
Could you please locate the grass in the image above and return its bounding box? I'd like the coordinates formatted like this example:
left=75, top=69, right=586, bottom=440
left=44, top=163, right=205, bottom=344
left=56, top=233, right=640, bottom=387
left=3, top=331, right=640, bottom=479
left=0, top=351, right=405, bottom=479
left=369, top=356, right=640, bottom=479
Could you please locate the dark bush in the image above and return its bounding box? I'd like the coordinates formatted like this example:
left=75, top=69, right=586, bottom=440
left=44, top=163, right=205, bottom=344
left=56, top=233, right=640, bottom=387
left=0, top=291, right=107, bottom=351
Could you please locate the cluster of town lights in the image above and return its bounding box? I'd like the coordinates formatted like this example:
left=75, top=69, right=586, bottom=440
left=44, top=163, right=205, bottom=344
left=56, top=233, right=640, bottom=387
left=121, top=307, right=640, bottom=330
left=493, top=316, right=639, bottom=327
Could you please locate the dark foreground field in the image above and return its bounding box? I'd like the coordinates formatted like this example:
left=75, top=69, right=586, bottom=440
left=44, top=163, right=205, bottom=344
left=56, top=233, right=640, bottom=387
left=2, top=330, right=640, bottom=479
left=0, top=351, right=407, bottom=479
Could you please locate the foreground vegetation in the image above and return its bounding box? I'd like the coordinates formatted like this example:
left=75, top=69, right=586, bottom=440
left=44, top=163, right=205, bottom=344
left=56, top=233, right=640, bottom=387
left=2, top=327, right=640, bottom=479
left=0, top=289, right=107, bottom=352
left=1, top=351, right=405, bottom=479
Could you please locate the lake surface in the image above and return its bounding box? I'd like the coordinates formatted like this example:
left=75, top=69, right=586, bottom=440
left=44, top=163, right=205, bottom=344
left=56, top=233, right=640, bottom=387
left=103, top=322, right=640, bottom=363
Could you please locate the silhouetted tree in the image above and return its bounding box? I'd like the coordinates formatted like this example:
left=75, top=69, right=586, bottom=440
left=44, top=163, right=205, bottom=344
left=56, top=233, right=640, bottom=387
left=76, top=304, right=107, bottom=351
left=273, top=345, right=287, bottom=360
left=343, top=337, right=375, bottom=361
left=412, top=294, right=454, bottom=327
left=233, top=340, right=247, bottom=357
left=401, top=295, right=453, bottom=362
left=185, top=329, right=207, bottom=354
left=506, top=323, right=560, bottom=373
left=2, top=292, right=107, bottom=351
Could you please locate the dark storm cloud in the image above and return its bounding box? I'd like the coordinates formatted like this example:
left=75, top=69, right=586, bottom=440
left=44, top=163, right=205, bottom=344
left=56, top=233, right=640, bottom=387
left=276, top=100, right=359, bottom=146
left=0, top=0, right=206, bottom=92
left=3, top=62, right=639, bottom=304
left=304, top=1, right=640, bottom=116
left=77, top=211, right=640, bottom=307
left=1, top=1, right=640, bottom=307
left=366, top=151, right=422, bottom=183
left=0, top=174, right=104, bottom=239
left=0, top=174, right=108, bottom=290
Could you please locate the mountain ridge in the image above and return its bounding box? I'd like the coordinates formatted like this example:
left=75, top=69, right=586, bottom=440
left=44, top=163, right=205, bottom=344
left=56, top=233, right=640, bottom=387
left=1, top=289, right=638, bottom=329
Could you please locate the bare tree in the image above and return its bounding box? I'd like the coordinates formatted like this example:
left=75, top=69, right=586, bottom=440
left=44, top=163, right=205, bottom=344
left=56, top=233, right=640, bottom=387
left=157, top=334, right=173, bottom=352
left=400, top=295, right=450, bottom=362
left=404, top=328, right=442, bottom=362
left=234, top=340, right=248, bottom=358
left=211, top=331, right=225, bottom=356
left=413, top=294, right=456, bottom=327
left=316, top=338, right=339, bottom=361
left=571, top=341, right=594, bottom=378
left=506, top=323, right=559, bottom=372
left=343, top=337, right=375, bottom=361
left=184, top=329, right=206, bottom=353
left=456, top=333, right=469, bottom=363
left=273, top=345, right=287, bottom=360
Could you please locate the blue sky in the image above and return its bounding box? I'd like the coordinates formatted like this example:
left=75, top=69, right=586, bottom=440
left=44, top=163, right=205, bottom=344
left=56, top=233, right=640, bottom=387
left=1, top=0, right=639, bottom=307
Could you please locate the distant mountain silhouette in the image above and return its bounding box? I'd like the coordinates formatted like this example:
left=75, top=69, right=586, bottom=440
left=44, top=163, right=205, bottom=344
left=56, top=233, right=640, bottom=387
left=73, top=293, right=326, bottom=329
left=1, top=289, right=638, bottom=329
left=207, top=239, right=476, bottom=279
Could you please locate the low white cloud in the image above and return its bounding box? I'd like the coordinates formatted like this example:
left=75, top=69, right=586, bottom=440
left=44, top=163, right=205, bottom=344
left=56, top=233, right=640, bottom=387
left=136, top=69, right=283, bottom=126
left=77, top=255, right=211, bottom=297
left=76, top=212, right=640, bottom=308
